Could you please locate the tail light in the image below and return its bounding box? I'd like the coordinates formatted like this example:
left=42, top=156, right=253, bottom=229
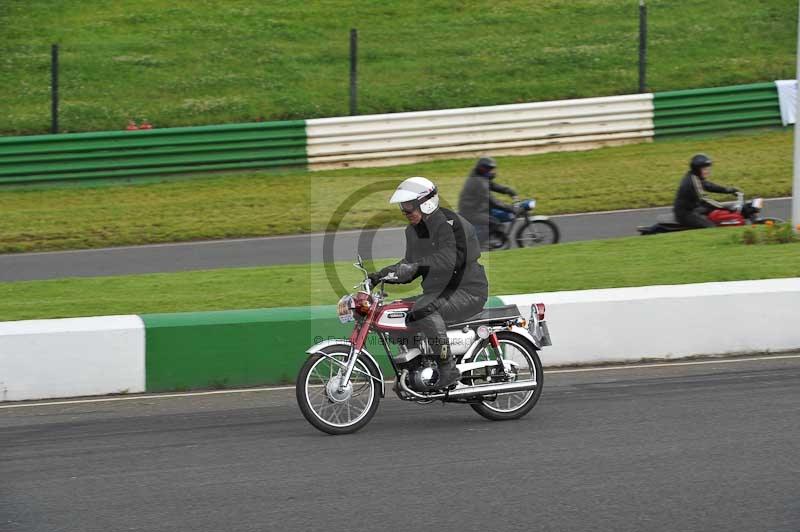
left=534, top=303, right=546, bottom=321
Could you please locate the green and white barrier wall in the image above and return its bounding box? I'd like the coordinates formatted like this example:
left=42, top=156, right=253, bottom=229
left=0, top=82, right=785, bottom=184
left=2, top=280, right=799, bottom=402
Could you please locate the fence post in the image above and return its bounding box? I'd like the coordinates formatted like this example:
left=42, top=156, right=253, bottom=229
left=349, top=28, right=358, bottom=116
left=638, top=0, right=647, bottom=93
left=51, top=43, right=59, bottom=133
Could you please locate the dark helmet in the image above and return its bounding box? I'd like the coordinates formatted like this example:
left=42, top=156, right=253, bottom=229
left=689, top=154, right=713, bottom=173
left=476, top=156, right=497, bottom=178
left=477, top=156, right=497, bottom=169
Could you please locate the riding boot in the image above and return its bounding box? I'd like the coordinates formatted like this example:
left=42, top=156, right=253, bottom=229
left=436, top=345, right=461, bottom=389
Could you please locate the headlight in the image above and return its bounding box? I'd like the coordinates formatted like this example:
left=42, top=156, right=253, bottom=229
left=337, top=295, right=355, bottom=323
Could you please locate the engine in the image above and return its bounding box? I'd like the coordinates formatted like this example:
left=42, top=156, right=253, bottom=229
left=406, top=357, right=443, bottom=392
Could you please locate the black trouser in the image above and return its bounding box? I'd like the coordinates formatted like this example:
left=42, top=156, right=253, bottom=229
left=675, top=207, right=715, bottom=229
left=405, top=289, right=487, bottom=359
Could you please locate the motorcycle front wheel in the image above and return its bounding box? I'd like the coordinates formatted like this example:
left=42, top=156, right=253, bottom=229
left=296, top=345, right=381, bottom=435
left=514, top=219, right=560, bottom=247
left=467, top=331, right=543, bottom=421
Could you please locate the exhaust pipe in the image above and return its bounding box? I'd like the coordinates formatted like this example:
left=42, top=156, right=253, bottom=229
left=398, top=369, right=537, bottom=401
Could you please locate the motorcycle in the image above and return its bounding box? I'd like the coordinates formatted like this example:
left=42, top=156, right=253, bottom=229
left=637, top=192, right=783, bottom=235
left=487, top=198, right=560, bottom=250
left=296, top=255, right=552, bottom=435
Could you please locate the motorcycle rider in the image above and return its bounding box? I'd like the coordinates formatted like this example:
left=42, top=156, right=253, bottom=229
left=673, top=154, right=740, bottom=229
left=458, top=156, right=519, bottom=248
left=369, top=177, right=488, bottom=390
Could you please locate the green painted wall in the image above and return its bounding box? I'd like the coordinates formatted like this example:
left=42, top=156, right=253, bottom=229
left=142, top=296, right=505, bottom=392
left=653, top=82, right=781, bottom=137
left=0, top=120, right=308, bottom=184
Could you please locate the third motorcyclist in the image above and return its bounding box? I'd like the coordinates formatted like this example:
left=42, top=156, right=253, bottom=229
left=458, top=156, right=519, bottom=248
left=673, top=154, right=740, bottom=229
left=369, top=177, right=488, bottom=389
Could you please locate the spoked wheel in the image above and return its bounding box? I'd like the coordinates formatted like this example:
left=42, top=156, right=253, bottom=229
left=296, top=345, right=381, bottom=435
left=514, top=219, right=560, bottom=247
left=467, top=331, right=543, bottom=421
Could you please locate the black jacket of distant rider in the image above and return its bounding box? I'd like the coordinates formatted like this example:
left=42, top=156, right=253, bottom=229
left=379, top=207, right=488, bottom=297
left=673, top=171, right=731, bottom=216
left=458, top=167, right=517, bottom=226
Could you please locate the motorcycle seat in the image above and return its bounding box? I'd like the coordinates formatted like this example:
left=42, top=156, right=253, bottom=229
left=446, top=304, right=521, bottom=328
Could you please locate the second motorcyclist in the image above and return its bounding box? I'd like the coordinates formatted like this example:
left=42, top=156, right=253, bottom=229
left=369, top=177, right=488, bottom=390
left=673, top=154, right=740, bottom=229
left=458, top=156, right=519, bottom=249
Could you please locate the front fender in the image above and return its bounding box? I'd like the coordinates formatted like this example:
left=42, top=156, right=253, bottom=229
left=305, top=339, right=386, bottom=397
left=528, top=215, right=552, bottom=222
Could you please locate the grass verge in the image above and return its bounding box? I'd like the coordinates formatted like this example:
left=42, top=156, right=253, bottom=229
left=0, top=227, right=797, bottom=322
left=0, top=128, right=792, bottom=254
left=1, top=0, right=796, bottom=134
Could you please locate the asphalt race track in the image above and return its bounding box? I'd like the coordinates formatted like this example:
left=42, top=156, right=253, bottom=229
left=2, top=355, right=798, bottom=532
left=0, top=198, right=790, bottom=282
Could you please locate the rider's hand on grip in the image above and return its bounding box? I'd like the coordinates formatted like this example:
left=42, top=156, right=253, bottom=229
left=392, top=262, right=419, bottom=283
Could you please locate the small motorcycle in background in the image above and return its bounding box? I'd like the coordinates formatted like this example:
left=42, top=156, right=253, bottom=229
left=637, top=192, right=783, bottom=235
left=488, top=198, right=560, bottom=250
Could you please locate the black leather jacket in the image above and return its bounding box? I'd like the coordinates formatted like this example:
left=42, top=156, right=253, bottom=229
left=673, top=171, right=732, bottom=216
left=378, top=207, right=488, bottom=297
left=458, top=167, right=517, bottom=226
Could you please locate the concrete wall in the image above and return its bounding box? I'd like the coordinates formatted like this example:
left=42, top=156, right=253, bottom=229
left=306, top=93, right=654, bottom=170
left=500, top=278, right=800, bottom=366
left=2, top=279, right=798, bottom=402
left=0, top=315, right=145, bottom=401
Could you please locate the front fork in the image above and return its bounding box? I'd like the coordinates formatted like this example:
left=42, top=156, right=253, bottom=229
left=338, top=345, right=360, bottom=392
left=338, top=317, right=374, bottom=392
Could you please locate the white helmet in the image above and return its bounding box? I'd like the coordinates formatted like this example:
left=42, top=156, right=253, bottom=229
left=389, top=176, right=440, bottom=215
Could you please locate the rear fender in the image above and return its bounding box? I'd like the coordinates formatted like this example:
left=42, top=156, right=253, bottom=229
left=305, top=339, right=386, bottom=397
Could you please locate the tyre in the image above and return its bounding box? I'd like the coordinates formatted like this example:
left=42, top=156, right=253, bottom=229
left=296, top=345, right=381, bottom=435
left=754, top=216, right=785, bottom=225
left=467, top=331, right=543, bottom=421
left=515, top=219, right=560, bottom=247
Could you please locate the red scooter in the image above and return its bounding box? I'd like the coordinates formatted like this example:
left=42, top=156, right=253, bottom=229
left=637, top=192, right=783, bottom=235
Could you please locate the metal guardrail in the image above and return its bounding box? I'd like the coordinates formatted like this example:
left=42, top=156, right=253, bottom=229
left=305, top=94, right=655, bottom=171
left=652, top=82, right=781, bottom=136
left=0, top=121, right=308, bottom=184
left=0, top=83, right=784, bottom=184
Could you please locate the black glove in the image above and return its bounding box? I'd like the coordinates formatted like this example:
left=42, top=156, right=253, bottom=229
left=727, top=187, right=741, bottom=194
left=367, top=272, right=382, bottom=286
left=392, top=262, right=419, bottom=283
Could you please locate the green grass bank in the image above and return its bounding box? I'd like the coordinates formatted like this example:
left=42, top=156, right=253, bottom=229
left=1, top=0, right=796, bottom=134
left=0, top=227, right=797, bottom=322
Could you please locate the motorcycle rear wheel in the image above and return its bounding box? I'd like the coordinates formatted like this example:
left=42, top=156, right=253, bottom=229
left=467, top=331, right=543, bottom=421
left=296, top=346, right=381, bottom=435
left=514, top=219, right=560, bottom=247
left=754, top=216, right=785, bottom=225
